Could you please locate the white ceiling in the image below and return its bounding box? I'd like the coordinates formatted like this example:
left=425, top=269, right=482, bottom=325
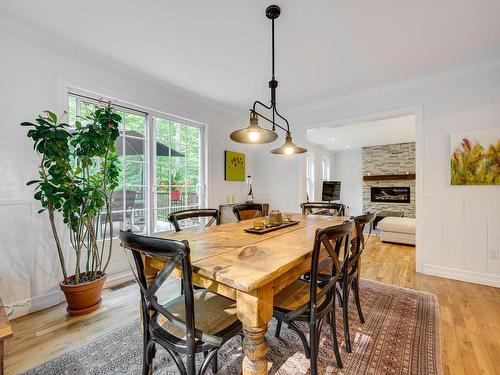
left=307, top=115, right=416, bottom=151
left=1, top=1, right=500, bottom=111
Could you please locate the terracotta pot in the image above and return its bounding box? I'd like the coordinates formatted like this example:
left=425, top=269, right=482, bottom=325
left=59, top=273, right=107, bottom=315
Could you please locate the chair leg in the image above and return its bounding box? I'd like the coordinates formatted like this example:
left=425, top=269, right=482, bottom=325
left=143, top=340, right=155, bottom=375
left=309, top=321, right=319, bottom=375
left=199, top=349, right=218, bottom=375
left=168, top=349, right=187, bottom=374
left=142, top=353, right=150, bottom=375
left=329, top=309, right=343, bottom=369
left=211, top=350, right=218, bottom=373
left=288, top=322, right=311, bottom=359
left=275, top=319, right=283, bottom=338
left=342, top=281, right=352, bottom=353
left=353, top=277, right=365, bottom=324
left=336, top=285, right=343, bottom=307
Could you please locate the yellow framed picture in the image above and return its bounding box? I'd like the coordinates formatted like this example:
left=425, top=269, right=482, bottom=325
left=225, top=150, right=245, bottom=181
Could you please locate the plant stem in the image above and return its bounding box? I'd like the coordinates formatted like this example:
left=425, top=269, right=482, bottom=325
left=48, top=205, right=68, bottom=284
left=102, top=191, right=113, bottom=274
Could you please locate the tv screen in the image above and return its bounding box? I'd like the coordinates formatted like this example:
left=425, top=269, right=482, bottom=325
left=322, top=181, right=341, bottom=201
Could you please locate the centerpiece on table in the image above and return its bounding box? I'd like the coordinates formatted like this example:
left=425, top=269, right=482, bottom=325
left=22, top=104, right=121, bottom=315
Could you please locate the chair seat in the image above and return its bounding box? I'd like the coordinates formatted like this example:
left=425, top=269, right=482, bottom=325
left=152, top=289, right=240, bottom=343
left=274, top=280, right=325, bottom=311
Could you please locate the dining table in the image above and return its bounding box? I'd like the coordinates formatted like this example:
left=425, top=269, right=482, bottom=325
left=145, top=213, right=357, bottom=375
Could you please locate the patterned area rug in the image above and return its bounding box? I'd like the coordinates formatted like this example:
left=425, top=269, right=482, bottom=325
left=23, top=279, right=441, bottom=375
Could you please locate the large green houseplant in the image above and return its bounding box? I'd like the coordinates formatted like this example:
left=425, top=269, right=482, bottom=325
left=22, top=104, right=121, bottom=315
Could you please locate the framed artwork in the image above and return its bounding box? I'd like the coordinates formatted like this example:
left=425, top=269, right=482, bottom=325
left=225, top=150, right=246, bottom=181
left=450, top=128, right=500, bottom=185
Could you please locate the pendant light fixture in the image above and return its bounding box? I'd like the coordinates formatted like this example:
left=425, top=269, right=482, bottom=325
left=229, top=5, right=307, bottom=155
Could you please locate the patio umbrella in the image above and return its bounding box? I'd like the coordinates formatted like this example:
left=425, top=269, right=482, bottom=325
left=115, top=130, right=184, bottom=157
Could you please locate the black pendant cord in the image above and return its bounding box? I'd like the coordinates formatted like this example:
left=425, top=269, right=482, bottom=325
left=250, top=13, right=291, bottom=134
left=272, top=17, right=275, bottom=79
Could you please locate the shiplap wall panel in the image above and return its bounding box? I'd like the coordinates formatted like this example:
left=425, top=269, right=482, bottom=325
left=442, top=196, right=465, bottom=270
left=422, top=196, right=444, bottom=266
left=0, top=203, right=35, bottom=316
left=464, top=197, right=489, bottom=273
left=487, top=198, right=500, bottom=275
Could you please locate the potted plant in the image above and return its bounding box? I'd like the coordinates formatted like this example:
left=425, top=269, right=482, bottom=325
left=22, top=104, right=121, bottom=315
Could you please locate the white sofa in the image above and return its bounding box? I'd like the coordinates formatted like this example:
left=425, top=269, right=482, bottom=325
left=378, top=217, right=416, bottom=246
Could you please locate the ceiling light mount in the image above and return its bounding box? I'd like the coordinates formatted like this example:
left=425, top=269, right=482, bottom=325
left=265, top=5, right=281, bottom=19
left=229, top=5, right=307, bottom=155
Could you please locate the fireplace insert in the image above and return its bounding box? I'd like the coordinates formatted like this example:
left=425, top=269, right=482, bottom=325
left=371, top=187, right=410, bottom=203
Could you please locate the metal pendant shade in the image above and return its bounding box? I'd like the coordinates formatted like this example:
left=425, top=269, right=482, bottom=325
left=228, top=5, right=307, bottom=155
left=271, top=133, right=307, bottom=155
left=230, top=114, right=278, bottom=144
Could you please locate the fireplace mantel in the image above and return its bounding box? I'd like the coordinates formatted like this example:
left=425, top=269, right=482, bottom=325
left=363, top=174, right=415, bottom=181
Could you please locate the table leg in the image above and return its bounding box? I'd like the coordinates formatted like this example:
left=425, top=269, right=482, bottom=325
left=0, top=340, right=4, bottom=375
left=237, top=288, right=273, bottom=375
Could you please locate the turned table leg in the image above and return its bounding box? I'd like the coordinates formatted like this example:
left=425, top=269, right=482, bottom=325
left=0, top=341, right=4, bottom=375
left=237, top=288, right=273, bottom=375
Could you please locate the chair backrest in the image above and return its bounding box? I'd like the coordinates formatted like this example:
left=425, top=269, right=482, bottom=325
left=287, top=220, right=355, bottom=321
left=300, top=202, right=345, bottom=216
left=354, top=212, right=376, bottom=250
left=119, top=230, right=223, bottom=367
left=232, top=203, right=264, bottom=221
left=344, top=212, right=376, bottom=278
left=167, top=208, right=219, bottom=232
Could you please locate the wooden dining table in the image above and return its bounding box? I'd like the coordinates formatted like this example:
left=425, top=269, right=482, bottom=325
left=145, top=214, right=356, bottom=375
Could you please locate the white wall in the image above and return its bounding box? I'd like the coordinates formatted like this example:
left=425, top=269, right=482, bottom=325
left=308, top=144, right=335, bottom=202
left=255, top=62, right=500, bottom=287
left=333, top=149, right=363, bottom=214
left=0, top=25, right=255, bottom=317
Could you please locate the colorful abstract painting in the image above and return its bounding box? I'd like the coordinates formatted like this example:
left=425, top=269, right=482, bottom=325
left=450, top=128, right=500, bottom=185
left=225, top=150, right=245, bottom=181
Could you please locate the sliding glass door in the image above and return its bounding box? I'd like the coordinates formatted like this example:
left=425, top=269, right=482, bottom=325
left=68, top=92, right=205, bottom=236
left=153, top=117, right=204, bottom=232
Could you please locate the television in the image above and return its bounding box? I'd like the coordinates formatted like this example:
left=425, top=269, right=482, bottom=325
left=321, top=181, right=341, bottom=201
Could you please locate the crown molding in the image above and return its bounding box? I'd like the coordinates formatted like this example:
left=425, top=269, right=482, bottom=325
left=2, top=13, right=499, bottom=123
left=0, top=14, right=241, bottom=120
left=286, top=58, right=500, bottom=117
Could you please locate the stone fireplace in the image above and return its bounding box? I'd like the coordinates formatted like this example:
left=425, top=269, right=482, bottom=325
left=362, top=142, right=415, bottom=218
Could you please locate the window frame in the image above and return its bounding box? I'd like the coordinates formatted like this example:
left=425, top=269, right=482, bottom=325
left=67, top=88, right=208, bottom=235
left=322, top=156, right=331, bottom=181
left=306, top=153, right=315, bottom=201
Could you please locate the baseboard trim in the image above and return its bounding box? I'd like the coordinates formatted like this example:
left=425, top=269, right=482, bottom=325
left=104, top=270, right=134, bottom=289
left=422, top=264, right=500, bottom=288
left=6, top=270, right=134, bottom=319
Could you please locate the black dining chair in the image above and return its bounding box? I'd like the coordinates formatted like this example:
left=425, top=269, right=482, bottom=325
left=339, top=212, right=375, bottom=352
left=168, top=208, right=219, bottom=232
left=167, top=209, right=219, bottom=294
left=232, top=203, right=264, bottom=221
left=119, top=230, right=242, bottom=375
left=273, top=221, right=355, bottom=372
left=300, top=202, right=346, bottom=217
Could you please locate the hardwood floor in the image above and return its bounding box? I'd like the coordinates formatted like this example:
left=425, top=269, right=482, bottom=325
left=4, top=236, right=500, bottom=375
left=362, top=238, right=500, bottom=375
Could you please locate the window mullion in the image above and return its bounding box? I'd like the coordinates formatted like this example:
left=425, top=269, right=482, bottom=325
left=147, top=115, right=155, bottom=235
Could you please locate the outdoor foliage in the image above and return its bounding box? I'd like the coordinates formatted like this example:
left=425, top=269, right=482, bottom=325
left=69, top=96, right=201, bottom=197
left=451, top=138, right=500, bottom=185
left=23, top=104, right=121, bottom=284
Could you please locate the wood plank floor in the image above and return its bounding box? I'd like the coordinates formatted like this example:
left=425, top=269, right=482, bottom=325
left=5, top=236, right=500, bottom=375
